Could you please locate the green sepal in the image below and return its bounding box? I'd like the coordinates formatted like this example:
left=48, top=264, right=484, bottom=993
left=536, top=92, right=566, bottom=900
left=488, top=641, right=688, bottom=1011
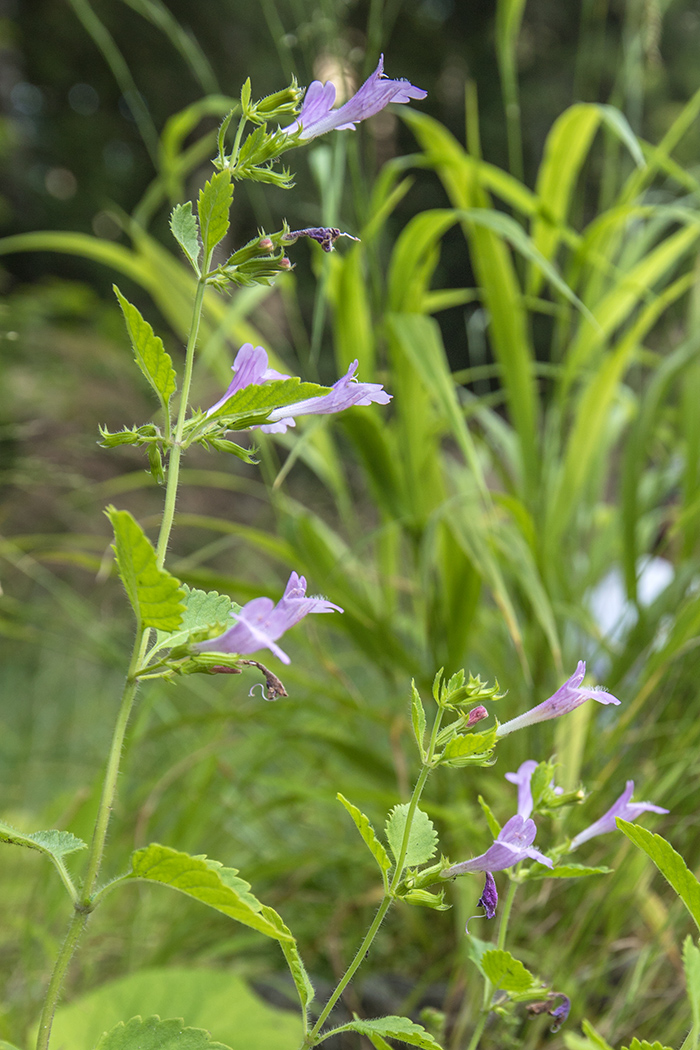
left=481, top=949, right=541, bottom=993
left=385, top=804, right=438, bottom=870
left=329, top=1017, right=445, bottom=1050
left=127, top=843, right=294, bottom=942
left=199, top=170, right=233, bottom=258
left=147, top=444, right=165, bottom=484
left=337, top=793, right=392, bottom=889
left=113, top=287, right=177, bottom=412
left=617, top=818, right=700, bottom=932
left=99, top=424, right=161, bottom=448
left=170, top=201, right=201, bottom=273
left=106, top=507, right=185, bottom=632
left=477, top=795, right=502, bottom=838
left=398, top=887, right=450, bottom=911
left=0, top=819, right=87, bottom=860
left=520, top=862, right=612, bottom=881
left=440, top=726, right=497, bottom=767
left=94, top=1015, right=231, bottom=1050
left=217, top=109, right=236, bottom=167
left=233, top=126, right=297, bottom=186
left=193, top=432, right=258, bottom=463
left=410, top=681, right=427, bottom=759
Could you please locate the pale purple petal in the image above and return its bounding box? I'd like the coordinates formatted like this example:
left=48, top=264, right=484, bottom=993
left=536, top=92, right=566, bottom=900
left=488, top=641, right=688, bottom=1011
left=496, top=661, right=621, bottom=738
left=442, top=815, right=553, bottom=877
left=505, top=760, right=538, bottom=819
left=569, top=780, right=669, bottom=850
left=477, top=872, right=498, bottom=919
left=266, top=360, right=391, bottom=425
left=284, top=55, right=427, bottom=141
left=207, top=343, right=290, bottom=417
left=192, top=572, right=343, bottom=665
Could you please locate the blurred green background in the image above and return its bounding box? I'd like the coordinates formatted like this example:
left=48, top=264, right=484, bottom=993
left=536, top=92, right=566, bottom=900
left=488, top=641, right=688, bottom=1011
left=2, top=1, right=700, bottom=1048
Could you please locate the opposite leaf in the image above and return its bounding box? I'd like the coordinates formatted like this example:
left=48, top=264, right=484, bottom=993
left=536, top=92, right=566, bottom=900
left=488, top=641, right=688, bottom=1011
left=385, top=803, right=438, bottom=870
left=170, top=202, right=201, bottom=272
left=482, top=949, right=538, bottom=992
left=337, top=793, right=392, bottom=887
left=107, top=508, right=185, bottom=632
left=113, top=287, right=177, bottom=410
left=617, top=818, right=700, bottom=932
left=94, top=1015, right=231, bottom=1050
left=199, top=170, right=233, bottom=258
left=0, top=819, right=86, bottom=860
left=329, top=1017, right=444, bottom=1050
left=128, top=844, right=294, bottom=942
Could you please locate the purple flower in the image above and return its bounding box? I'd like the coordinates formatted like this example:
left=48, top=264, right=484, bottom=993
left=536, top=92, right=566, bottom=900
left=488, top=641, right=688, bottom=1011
left=496, top=661, right=620, bottom=738
left=442, top=815, right=553, bottom=878
left=192, top=572, right=343, bottom=665
left=206, top=343, right=391, bottom=434
left=549, top=994, right=571, bottom=1032
left=569, top=780, right=668, bottom=850
left=284, top=54, right=427, bottom=141
left=505, top=760, right=538, bottom=819
left=283, top=227, right=360, bottom=253
left=477, top=872, right=498, bottom=919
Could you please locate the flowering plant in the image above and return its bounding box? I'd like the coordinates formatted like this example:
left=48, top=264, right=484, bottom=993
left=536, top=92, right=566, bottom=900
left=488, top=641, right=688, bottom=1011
left=0, top=50, right=695, bottom=1050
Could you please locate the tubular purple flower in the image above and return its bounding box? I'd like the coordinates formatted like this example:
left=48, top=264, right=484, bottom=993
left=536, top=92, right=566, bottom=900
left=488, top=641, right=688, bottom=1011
left=206, top=345, right=391, bottom=434
left=284, top=54, right=427, bottom=141
left=283, top=227, right=360, bottom=253
left=441, top=815, right=553, bottom=878
left=192, top=572, right=343, bottom=665
left=496, top=661, right=620, bottom=738
left=569, top=780, right=668, bottom=850
left=505, top=760, right=538, bottom=819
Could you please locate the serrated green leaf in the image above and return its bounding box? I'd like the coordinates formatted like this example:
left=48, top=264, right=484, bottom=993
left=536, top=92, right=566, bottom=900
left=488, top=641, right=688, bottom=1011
left=617, top=819, right=700, bottom=932
left=441, top=727, right=497, bottom=766
left=0, top=819, right=86, bottom=859
left=113, top=286, right=177, bottom=410
left=411, top=681, right=427, bottom=757
left=170, top=202, right=201, bottom=272
left=331, top=1016, right=445, bottom=1050
left=621, top=1040, right=674, bottom=1050
left=477, top=796, right=502, bottom=838
left=482, top=949, right=537, bottom=992
left=128, top=844, right=294, bottom=942
left=95, top=1015, right=231, bottom=1050
left=466, top=935, right=492, bottom=978
left=337, top=793, right=392, bottom=887
left=385, top=803, right=438, bottom=870
left=521, top=862, right=612, bottom=881
left=152, top=586, right=239, bottom=654
left=683, top=936, right=700, bottom=1039
left=107, top=507, right=185, bottom=632
left=205, top=377, right=330, bottom=425
left=199, top=170, right=233, bottom=258
left=365, top=1035, right=394, bottom=1050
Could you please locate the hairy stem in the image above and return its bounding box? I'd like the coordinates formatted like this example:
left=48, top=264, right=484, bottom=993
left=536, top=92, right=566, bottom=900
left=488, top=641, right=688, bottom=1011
left=301, top=706, right=445, bottom=1048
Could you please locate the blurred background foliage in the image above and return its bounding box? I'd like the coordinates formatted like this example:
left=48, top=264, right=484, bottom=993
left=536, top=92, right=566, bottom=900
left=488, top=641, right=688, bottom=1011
left=2, top=0, right=700, bottom=1048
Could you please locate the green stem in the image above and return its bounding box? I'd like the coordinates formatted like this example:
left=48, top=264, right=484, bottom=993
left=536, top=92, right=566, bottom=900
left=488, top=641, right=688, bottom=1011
left=302, top=707, right=445, bottom=1048
left=156, top=270, right=209, bottom=569
left=465, top=879, right=519, bottom=1050
left=35, top=908, right=90, bottom=1050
